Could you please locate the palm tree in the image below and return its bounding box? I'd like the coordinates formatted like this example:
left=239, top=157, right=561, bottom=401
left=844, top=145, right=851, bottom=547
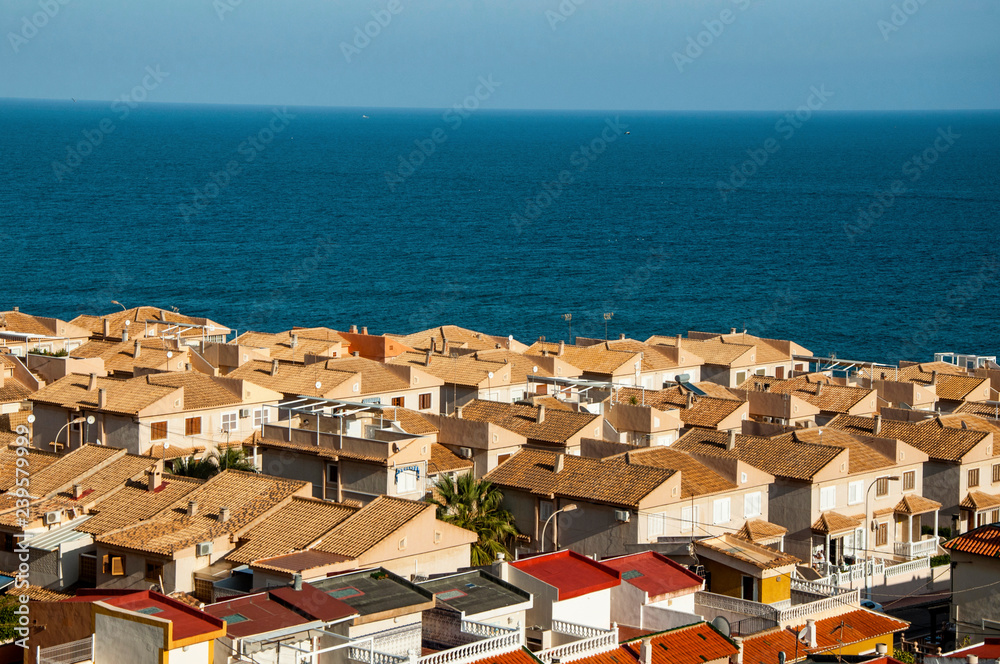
left=168, top=448, right=258, bottom=479
left=168, top=454, right=217, bottom=480
left=213, top=447, right=258, bottom=473
left=429, top=474, right=519, bottom=566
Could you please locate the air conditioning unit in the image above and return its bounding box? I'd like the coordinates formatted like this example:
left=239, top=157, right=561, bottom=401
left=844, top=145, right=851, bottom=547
left=196, top=541, right=213, bottom=557
left=44, top=510, right=63, bottom=525
left=458, top=447, right=473, bottom=459
left=614, top=509, right=631, bottom=523
left=239, top=408, right=251, bottom=418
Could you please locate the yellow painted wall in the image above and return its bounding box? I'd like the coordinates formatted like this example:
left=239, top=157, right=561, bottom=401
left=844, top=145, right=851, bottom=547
left=760, top=572, right=792, bottom=604
left=703, top=559, right=747, bottom=598
left=819, top=634, right=893, bottom=657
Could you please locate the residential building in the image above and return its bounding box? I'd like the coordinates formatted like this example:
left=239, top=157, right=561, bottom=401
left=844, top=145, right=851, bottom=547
left=71, top=305, right=231, bottom=344
left=740, top=610, right=909, bottom=661
left=67, top=337, right=194, bottom=377
left=526, top=337, right=702, bottom=389
left=450, top=399, right=603, bottom=456
left=942, top=524, right=1000, bottom=644
left=736, top=373, right=879, bottom=424
left=862, top=362, right=991, bottom=412
left=694, top=533, right=799, bottom=604
left=0, top=353, right=37, bottom=413
left=614, top=385, right=749, bottom=434
left=393, top=324, right=528, bottom=353
left=418, top=569, right=533, bottom=629
left=235, top=328, right=347, bottom=363
left=0, top=308, right=93, bottom=356
left=601, top=551, right=705, bottom=631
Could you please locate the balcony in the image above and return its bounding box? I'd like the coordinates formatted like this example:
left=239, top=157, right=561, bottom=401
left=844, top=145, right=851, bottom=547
left=38, top=636, right=94, bottom=664
left=894, top=535, right=939, bottom=560
left=695, top=584, right=861, bottom=631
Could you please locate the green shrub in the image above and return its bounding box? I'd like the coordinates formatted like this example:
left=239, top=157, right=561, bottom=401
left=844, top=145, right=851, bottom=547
left=930, top=554, right=951, bottom=568
left=894, top=649, right=915, bottom=664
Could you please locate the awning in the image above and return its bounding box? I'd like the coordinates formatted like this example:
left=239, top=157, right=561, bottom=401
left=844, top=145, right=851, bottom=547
left=811, top=511, right=863, bottom=535
left=894, top=494, right=942, bottom=516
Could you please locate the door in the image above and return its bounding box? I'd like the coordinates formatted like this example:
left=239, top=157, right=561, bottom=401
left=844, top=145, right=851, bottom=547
left=741, top=575, right=756, bottom=601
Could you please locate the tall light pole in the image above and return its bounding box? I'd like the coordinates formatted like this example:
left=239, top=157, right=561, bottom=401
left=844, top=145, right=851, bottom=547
left=864, top=474, right=900, bottom=600
left=111, top=300, right=126, bottom=312
left=541, top=504, right=578, bottom=552
left=562, top=314, right=572, bottom=343
left=603, top=312, right=614, bottom=340
left=53, top=415, right=95, bottom=453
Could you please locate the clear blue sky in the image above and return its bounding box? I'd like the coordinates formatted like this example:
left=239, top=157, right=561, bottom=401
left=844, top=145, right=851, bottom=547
left=3, top=0, right=998, bottom=110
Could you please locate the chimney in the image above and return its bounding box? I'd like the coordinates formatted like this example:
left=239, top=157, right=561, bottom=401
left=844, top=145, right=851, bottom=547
left=952, top=513, right=960, bottom=535
left=219, top=507, right=230, bottom=523
left=805, top=619, right=817, bottom=648
left=187, top=501, right=198, bottom=517
left=88, top=373, right=98, bottom=391
left=931, top=370, right=938, bottom=385
left=619, top=333, right=625, bottom=340
left=967, top=656, right=979, bottom=664
left=185, top=363, right=192, bottom=371
left=352, top=351, right=359, bottom=357
left=72, top=483, right=84, bottom=499
left=442, top=339, right=450, bottom=355
left=122, top=329, right=128, bottom=342
left=98, top=388, right=108, bottom=409
left=349, top=325, right=358, bottom=333
left=640, top=638, right=654, bottom=664
left=542, top=350, right=549, bottom=357
left=270, top=359, right=279, bottom=376
left=293, top=573, right=303, bottom=591
left=290, top=333, right=298, bottom=349
left=816, top=381, right=823, bottom=396
left=961, top=420, right=968, bottom=430
left=424, top=350, right=432, bottom=366
left=147, top=467, right=162, bottom=492
left=536, top=405, right=546, bottom=423
left=133, top=340, right=141, bottom=358
left=686, top=391, right=694, bottom=409
left=430, top=338, right=437, bottom=353
left=676, top=333, right=682, bottom=345
left=456, top=406, right=464, bottom=419
left=554, top=454, right=564, bottom=473
left=559, top=340, right=565, bottom=356
left=874, top=414, right=882, bottom=435
left=730, top=327, right=737, bottom=334
left=361, top=326, right=368, bottom=335
left=102, top=318, right=110, bottom=337
left=727, top=430, right=737, bottom=451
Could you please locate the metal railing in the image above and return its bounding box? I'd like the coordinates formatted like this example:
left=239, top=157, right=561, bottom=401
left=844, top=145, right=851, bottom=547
left=37, top=636, right=94, bottom=664
left=695, top=591, right=776, bottom=618
left=731, top=616, right=780, bottom=636
left=537, top=625, right=619, bottom=664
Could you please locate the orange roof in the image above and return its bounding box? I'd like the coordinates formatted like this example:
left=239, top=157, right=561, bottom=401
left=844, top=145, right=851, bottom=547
left=620, top=622, right=738, bottom=664
left=798, top=609, right=908, bottom=652
left=466, top=648, right=543, bottom=664
left=944, top=523, right=1000, bottom=558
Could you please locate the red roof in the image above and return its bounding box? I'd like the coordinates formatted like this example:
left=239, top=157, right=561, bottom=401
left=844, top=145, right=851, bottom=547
left=65, top=589, right=224, bottom=642
left=268, top=584, right=357, bottom=623
left=943, top=524, right=1000, bottom=558
left=621, top=622, right=738, bottom=664
left=467, top=647, right=544, bottom=664
left=601, top=552, right=704, bottom=598
left=742, top=628, right=803, bottom=664
left=803, top=609, right=909, bottom=651
left=948, top=638, right=1000, bottom=659
left=511, top=550, right=620, bottom=600
left=204, top=592, right=311, bottom=639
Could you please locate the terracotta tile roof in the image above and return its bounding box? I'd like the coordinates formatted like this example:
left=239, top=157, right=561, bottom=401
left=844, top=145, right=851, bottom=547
left=894, top=494, right=941, bottom=515
left=797, top=609, right=908, bottom=652
left=0, top=445, right=59, bottom=487
left=533, top=396, right=576, bottom=411
left=228, top=359, right=356, bottom=397
left=891, top=363, right=986, bottom=401
left=811, top=511, right=863, bottom=535
left=0, top=311, right=62, bottom=336
left=242, top=432, right=388, bottom=465
left=526, top=342, right=637, bottom=375
left=30, top=373, right=178, bottom=416
left=615, top=447, right=736, bottom=498
left=460, top=399, right=599, bottom=444
left=394, top=325, right=517, bottom=353
left=960, top=490, right=1000, bottom=511
left=620, top=621, right=739, bottom=664
left=227, top=496, right=358, bottom=564
left=614, top=387, right=744, bottom=429
left=429, top=443, right=473, bottom=474
left=312, top=496, right=430, bottom=558
left=0, top=380, right=32, bottom=404
left=0, top=445, right=124, bottom=496
left=485, top=449, right=675, bottom=509
left=736, top=519, right=788, bottom=543
left=0, top=572, right=74, bottom=601
left=390, top=350, right=533, bottom=388
left=937, top=413, right=1000, bottom=436
left=69, top=338, right=188, bottom=374
left=466, top=648, right=543, bottom=664
left=0, top=410, right=33, bottom=446
left=944, top=523, right=1000, bottom=557
left=954, top=402, right=1000, bottom=420
left=251, top=549, right=351, bottom=573
left=691, top=382, right=743, bottom=400
left=739, top=374, right=874, bottom=414
left=695, top=533, right=800, bottom=569
left=143, top=371, right=246, bottom=409
left=235, top=330, right=343, bottom=363
left=96, top=470, right=307, bottom=555
left=378, top=407, right=439, bottom=435
left=322, top=357, right=413, bottom=395
left=828, top=415, right=991, bottom=462
left=600, top=551, right=704, bottom=597
left=71, top=306, right=230, bottom=339
left=672, top=429, right=842, bottom=481
left=741, top=627, right=804, bottom=664
left=599, top=339, right=696, bottom=371
left=146, top=444, right=206, bottom=460
left=78, top=475, right=205, bottom=535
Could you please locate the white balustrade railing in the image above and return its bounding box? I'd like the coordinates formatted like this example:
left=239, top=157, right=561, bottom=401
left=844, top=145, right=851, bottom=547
left=776, top=589, right=860, bottom=623
left=418, top=626, right=523, bottom=664
left=695, top=591, right=776, bottom=618
left=884, top=555, right=931, bottom=578
left=349, top=648, right=409, bottom=664
left=551, top=620, right=611, bottom=639
left=462, top=620, right=518, bottom=639
left=37, top=637, right=95, bottom=664
left=537, top=626, right=620, bottom=664
left=894, top=536, right=939, bottom=560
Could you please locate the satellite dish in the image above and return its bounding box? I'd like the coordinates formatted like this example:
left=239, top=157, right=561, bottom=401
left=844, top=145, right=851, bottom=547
left=532, top=366, right=538, bottom=373
left=779, top=652, right=787, bottom=664
left=315, top=381, right=322, bottom=390
left=166, top=351, right=173, bottom=358
left=124, top=320, right=130, bottom=326
left=488, top=372, right=494, bottom=379
left=27, top=414, right=36, bottom=424
left=711, top=616, right=731, bottom=637
left=86, top=415, right=96, bottom=425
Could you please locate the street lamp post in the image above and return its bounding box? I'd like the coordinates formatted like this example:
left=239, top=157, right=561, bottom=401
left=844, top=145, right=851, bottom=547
left=541, top=503, right=578, bottom=552
left=53, top=415, right=95, bottom=453
left=864, top=474, right=900, bottom=600
left=603, top=313, right=614, bottom=340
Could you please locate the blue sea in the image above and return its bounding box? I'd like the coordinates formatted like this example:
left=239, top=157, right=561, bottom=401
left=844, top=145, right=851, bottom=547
left=1, top=99, right=997, bottom=364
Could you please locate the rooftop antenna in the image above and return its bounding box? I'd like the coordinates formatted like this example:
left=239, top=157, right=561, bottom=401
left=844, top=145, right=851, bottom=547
left=603, top=312, right=614, bottom=341
left=562, top=314, right=572, bottom=343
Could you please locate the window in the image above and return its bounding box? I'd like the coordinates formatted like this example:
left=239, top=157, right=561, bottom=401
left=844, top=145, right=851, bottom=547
left=0, top=533, right=14, bottom=552
left=253, top=408, right=270, bottom=428
left=848, top=480, right=863, bottom=505
left=103, top=555, right=125, bottom=576
left=391, top=397, right=404, bottom=408
left=876, top=522, right=888, bottom=547
left=145, top=561, right=163, bottom=582
left=744, top=492, right=762, bottom=518
left=496, top=453, right=511, bottom=466
left=398, top=537, right=407, bottom=551
left=713, top=498, right=731, bottom=524
left=735, top=371, right=747, bottom=385
left=902, top=471, right=915, bottom=492
left=539, top=500, right=554, bottom=523
left=185, top=417, right=201, bottom=436
left=396, top=469, right=418, bottom=493
left=969, top=468, right=980, bottom=488
left=419, top=393, right=432, bottom=410
left=992, top=509, right=1000, bottom=524
left=875, top=477, right=890, bottom=497
left=648, top=513, right=666, bottom=539
left=221, top=412, right=238, bottom=432
left=150, top=421, right=167, bottom=440
left=993, top=464, right=1000, bottom=484
left=978, top=511, right=989, bottom=527
left=327, top=464, right=338, bottom=484
left=681, top=506, right=699, bottom=533
left=820, top=486, right=836, bottom=511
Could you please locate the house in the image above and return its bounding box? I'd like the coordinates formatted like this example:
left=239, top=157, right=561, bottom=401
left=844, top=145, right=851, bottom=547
left=942, top=524, right=1000, bottom=643
left=601, top=551, right=705, bottom=632
left=862, top=362, right=991, bottom=412
left=28, top=370, right=283, bottom=454
left=694, top=534, right=799, bottom=604
left=393, top=324, right=528, bottom=353
left=27, top=589, right=226, bottom=664
left=736, top=373, right=878, bottom=425
left=613, top=385, right=749, bottom=434
left=228, top=495, right=477, bottom=589
left=71, top=305, right=231, bottom=345
left=427, top=443, right=474, bottom=485
left=418, top=569, right=533, bottom=629
left=573, top=336, right=706, bottom=388
left=526, top=338, right=701, bottom=389
left=203, top=580, right=359, bottom=664
left=337, top=325, right=416, bottom=361
left=0, top=308, right=93, bottom=356
left=234, top=328, right=347, bottom=363
left=673, top=426, right=936, bottom=572
left=600, top=395, right=683, bottom=446
left=648, top=330, right=811, bottom=388
left=828, top=414, right=997, bottom=533
left=532, top=621, right=738, bottom=664
left=246, top=400, right=441, bottom=502
left=67, top=337, right=194, bottom=377
left=450, top=399, right=604, bottom=456
left=740, top=609, right=909, bottom=662
left=0, top=353, right=37, bottom=413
